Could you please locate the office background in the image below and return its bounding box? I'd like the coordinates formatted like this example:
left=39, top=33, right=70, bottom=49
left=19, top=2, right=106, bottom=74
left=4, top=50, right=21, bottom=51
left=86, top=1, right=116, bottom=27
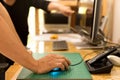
left=113, top=0, right=120, bottom=43
left=27, top=0, right=120, bottom=46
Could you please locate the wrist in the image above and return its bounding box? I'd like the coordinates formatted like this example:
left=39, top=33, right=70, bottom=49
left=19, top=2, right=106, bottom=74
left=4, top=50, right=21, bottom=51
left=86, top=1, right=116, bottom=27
left=36, top=60, right=44, bottom=74
left=30, top=60, right=39, bottom=74
left=48, top=2, right=63, bottom=11
left=35, top=60, right=40, bottom=74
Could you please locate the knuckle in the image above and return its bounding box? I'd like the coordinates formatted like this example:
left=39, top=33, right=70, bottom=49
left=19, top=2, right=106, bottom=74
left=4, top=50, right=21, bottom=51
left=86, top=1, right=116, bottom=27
left=61, top=59, right=65, bottom=63
left=57, top=63, right=63, bottom=67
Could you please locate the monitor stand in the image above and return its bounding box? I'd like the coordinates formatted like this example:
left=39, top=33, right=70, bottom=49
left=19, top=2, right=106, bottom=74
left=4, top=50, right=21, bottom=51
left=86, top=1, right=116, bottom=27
left=70, top=26, right=106, bottom=49
left=74, top=40, right=105, bottom=49
left=73, top=31, right=106, bottom=49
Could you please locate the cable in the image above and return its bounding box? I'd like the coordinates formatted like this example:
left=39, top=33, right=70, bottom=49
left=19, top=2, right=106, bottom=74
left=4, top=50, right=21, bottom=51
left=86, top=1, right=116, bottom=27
left=98, top=29, right=120, bottom=48
left=70, top=58, right=83, bottom=66
left=105, top=40, right=120, bottom=49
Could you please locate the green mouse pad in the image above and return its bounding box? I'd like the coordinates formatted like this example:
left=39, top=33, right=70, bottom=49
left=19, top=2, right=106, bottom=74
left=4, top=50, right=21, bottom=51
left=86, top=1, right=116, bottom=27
left=17, top=52, right=92, bottom=80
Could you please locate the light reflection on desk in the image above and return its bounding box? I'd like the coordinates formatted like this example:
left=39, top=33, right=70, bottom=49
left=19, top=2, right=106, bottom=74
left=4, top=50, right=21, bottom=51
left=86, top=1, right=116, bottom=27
left=27, top=37, right=45, bottom=53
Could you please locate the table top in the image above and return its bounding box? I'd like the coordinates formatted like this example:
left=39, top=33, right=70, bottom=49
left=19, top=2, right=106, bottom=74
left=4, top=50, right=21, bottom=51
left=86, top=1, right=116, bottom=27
left=5, top=41, right=120, bottom=80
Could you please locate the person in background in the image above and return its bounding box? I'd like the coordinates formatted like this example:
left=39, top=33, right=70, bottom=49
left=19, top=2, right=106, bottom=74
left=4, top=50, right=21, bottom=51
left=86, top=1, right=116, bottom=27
left=2, top=0, right=74, bottom=46
left=0, top=2, right=71, bottom=74
left=0, top=0, right=74, bottom=67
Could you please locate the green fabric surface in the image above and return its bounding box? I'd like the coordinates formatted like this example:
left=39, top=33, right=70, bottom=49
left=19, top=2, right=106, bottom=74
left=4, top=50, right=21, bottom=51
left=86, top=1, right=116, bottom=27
left=17, top=52, right=92, bottom=80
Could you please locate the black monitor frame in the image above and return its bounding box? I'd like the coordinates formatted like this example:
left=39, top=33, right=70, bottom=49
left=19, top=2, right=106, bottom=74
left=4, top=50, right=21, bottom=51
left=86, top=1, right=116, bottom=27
left=70, top=0, right=106, bottom=49
left=90, top=0, right=103, bottom=45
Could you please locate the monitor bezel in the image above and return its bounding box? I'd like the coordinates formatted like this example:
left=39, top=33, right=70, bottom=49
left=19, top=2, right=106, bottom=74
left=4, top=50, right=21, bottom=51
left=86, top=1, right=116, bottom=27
left=90, top=0, right=102, bottom=44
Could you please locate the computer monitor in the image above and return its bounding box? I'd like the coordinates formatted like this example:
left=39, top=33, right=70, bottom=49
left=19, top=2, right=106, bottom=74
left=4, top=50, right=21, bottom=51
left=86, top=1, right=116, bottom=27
left=90, top=0, right=103, bottom=45
left=72, top=0, right=106, bottom=49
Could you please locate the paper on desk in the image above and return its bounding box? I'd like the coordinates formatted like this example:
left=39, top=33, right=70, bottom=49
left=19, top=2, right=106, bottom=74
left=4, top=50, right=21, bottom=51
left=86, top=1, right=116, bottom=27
left=34, top=33, right=84, bottom=43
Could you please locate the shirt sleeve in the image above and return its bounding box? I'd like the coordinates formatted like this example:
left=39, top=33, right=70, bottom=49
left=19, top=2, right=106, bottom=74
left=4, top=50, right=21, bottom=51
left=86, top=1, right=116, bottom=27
left=30, top=0, right=50, bottom=12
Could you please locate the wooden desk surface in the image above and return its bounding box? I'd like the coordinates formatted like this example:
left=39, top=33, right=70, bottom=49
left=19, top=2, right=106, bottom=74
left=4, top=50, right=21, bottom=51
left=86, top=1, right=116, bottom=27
left=6, top=41, right=120, bottom=80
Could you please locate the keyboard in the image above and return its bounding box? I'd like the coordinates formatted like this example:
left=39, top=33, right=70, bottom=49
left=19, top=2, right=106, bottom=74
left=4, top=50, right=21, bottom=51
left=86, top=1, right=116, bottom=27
left=52, top=40, right=68, bottom=51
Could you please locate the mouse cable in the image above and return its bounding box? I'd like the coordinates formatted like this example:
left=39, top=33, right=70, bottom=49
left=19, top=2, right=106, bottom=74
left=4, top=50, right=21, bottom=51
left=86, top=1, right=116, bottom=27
left=70, top=58, right=83, bottom=66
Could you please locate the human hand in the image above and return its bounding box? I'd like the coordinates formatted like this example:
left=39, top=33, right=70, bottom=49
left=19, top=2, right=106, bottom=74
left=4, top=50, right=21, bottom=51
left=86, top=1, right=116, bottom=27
left=48, top=2, right=74, bottom=17
left=36, top=54, right=71, bottom=74
left=58, top=5, right=74, bottom=17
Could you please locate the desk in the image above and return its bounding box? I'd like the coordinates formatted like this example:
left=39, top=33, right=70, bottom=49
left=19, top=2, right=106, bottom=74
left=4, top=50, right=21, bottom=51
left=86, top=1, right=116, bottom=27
left=6, top=41, right=120, bottom=80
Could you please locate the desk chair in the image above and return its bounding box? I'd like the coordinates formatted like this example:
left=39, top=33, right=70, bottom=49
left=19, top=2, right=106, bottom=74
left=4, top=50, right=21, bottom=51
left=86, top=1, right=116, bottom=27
left=0, top=63, right=9, bottom=80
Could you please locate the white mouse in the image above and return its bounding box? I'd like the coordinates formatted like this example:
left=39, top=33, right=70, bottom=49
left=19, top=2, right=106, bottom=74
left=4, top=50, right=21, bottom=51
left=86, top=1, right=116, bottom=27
left=107, top=55, right=120, bottom=66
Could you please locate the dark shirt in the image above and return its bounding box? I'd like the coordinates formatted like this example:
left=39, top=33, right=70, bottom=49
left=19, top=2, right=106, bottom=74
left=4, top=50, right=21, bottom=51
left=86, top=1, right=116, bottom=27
left=2, top=0, right=50, bottom=46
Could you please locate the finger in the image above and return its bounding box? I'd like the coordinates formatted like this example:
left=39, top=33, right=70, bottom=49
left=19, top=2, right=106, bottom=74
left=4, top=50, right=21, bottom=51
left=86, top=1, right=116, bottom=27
left=57, top=55, right=71, bottom=65
left=48, top=56, right=68, bottom=70
left=47, top=54, right=71, bottom=65
left=56, top=62, right=65, bottom=71
left=58, top=59, right=69, bottom=70
left=56, top=55, right=71, bottom=65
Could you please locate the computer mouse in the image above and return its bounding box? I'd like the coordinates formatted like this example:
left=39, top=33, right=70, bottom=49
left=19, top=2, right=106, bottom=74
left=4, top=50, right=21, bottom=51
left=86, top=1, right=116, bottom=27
left=51, top=68, right=61, bottom=72
left=51, top=67, right=70, bottom=72
left=107, top=55, right=120, bottom=66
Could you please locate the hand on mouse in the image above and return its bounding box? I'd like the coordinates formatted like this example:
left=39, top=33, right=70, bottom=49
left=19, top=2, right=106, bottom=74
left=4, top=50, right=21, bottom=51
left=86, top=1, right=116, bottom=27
left=36, top=54, right=71, bottom=74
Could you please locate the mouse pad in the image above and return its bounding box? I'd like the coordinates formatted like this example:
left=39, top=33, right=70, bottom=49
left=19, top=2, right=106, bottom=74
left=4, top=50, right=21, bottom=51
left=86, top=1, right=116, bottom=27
left=17, top=52, right=92, bottom=80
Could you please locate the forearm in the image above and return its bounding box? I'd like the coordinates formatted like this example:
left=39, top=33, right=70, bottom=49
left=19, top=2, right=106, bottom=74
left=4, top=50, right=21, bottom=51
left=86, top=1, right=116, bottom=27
left=47, top=2, right=74, bottom=16
left=3, top=0, right=16, bottom=6
left=0, top=3, right=23, bottom=45
left=0, top=15, right=38, bottom=73
left=48, top=2, right=64, bottom=11
left=31, top=0, right=50, bottom=12
left=0, top=3, right=38, bottom=73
